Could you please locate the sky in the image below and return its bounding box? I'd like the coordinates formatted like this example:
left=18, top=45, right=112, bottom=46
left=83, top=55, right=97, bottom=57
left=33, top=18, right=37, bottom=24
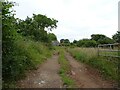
left=9, top=0, right=119, bottom=42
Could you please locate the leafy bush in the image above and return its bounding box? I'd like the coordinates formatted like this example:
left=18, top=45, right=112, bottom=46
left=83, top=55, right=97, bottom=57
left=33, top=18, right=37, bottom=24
left=3, top=35, right=53, bottom=87
left=77, top=39, right=97, bottom=47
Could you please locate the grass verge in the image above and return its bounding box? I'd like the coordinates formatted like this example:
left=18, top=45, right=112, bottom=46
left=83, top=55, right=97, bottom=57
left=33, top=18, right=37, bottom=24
left=58, top=48, right=75, bottom=88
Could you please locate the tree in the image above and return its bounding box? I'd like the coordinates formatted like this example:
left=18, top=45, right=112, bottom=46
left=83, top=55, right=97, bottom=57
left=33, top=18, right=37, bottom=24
left=77, top=39, right=97, bottom=47
left=72, top=40, right=78, bottom=46
left=60, top=39, right=70, bottom=46
left=91, top=34, right=114, bottom=44
left=2, top=1, right=59, bottom=87
left=64, top=39, right=70, bottom=46
left=48, top=33, right=57, bottom=41
left=2, top=0, right=22, bottom=83
left=91, top=34, right=106, bottom=41
left=112, top=31, right=120, bottom=43
left=60, top=39, right=64, bottom=43
left=33, top=14, right=58, bottom=30
left=98, top=37, right=114, bottom=44
left=64, top=39, right=70, bottom=43
left=16, top=14, right=58, bottom=42
left=73, top=40, right=77, bottom=44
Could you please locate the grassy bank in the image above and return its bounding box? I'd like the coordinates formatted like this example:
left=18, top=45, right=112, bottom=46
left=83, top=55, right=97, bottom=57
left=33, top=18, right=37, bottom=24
left=58, top=48, right=75, bottom=88
left=3, top=36, right=53, bottom=88
left=68, top=47, right=118, bottom=81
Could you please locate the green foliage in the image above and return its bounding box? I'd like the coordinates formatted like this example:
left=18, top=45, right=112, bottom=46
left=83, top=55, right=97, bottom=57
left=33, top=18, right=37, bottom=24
left=2, top=0, right=57, bottom=88
left=72, top=34, right=115, bottom=47
left=17, top=14, right=58, bottom=42
left=112, top=31, right=120, bottom=43
left=0, top=5, right=1, bottom=75
left=71, top=40, right=78, bottom=46
left=91, top=34, right=114, bottom=44
left=97, top=37, right=114, bottom=44
left=64, top=39, right=70, bottom=43
left=60, top=39, right=70, bottom=46
left=91, top=34, right=106, bottom=41
left=3, top=36, right=52, bottom=88
left=77, top=39, right=97, bottom=47
left=68, top=48, right=118, bottom=81
left=48, top=33, right=57, bottom=41
left=0, top=1, right=2, bottom=23
left=60, top=39, right=64, bottom=43
left=73, top=40, right=77, bottom=43
left=33, top=14, right=58, bottom=30
left=88, top=57, right=118, bottom=80
left=2, top=1, right=21, bottom=85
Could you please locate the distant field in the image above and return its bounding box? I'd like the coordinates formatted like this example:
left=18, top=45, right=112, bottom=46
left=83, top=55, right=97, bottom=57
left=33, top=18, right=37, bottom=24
left=99, top=50, right=119, bottom=57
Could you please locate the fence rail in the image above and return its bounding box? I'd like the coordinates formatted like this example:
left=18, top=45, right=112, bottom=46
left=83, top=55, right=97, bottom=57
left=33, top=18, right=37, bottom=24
left=98, top=43, right=120, bottom=58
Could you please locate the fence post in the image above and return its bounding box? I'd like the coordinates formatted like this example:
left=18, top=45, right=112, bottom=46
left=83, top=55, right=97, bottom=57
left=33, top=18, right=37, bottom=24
left=118, top=43, right=120, bottom=88
left=98, top=45, right=99, bottom=57
left=118, top=43, right=120, bottom=57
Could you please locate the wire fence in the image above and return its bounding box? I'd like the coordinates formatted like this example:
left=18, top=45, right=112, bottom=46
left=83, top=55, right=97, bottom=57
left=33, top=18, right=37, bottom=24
left=98, top=43, right=120, bottom=58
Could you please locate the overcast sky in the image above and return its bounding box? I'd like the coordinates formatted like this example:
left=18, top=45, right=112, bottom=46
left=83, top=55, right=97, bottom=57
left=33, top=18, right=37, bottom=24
left=9, top=0, right=119, bottom=42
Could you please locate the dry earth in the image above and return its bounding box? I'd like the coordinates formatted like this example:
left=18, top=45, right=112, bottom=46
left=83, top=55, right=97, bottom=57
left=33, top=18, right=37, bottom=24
left=17, top=53, right=63, bottom=88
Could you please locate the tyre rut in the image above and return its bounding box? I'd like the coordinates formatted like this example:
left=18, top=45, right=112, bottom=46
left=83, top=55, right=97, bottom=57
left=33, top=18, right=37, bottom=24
left=65, top=52, right=114, bottom=88
left=17, top=53, right=63, bottom=88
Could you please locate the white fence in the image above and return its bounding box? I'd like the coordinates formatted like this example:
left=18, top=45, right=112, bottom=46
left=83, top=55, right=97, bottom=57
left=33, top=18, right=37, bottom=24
left=98, top=43, right=120, bottom=58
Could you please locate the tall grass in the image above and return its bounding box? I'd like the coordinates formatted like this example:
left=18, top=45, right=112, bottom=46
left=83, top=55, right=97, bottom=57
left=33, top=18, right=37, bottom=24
left=58, top=48, right=75, bottom=88
left=68, top=47, right=118, bottom=81
left=3, top=36, right=53, bottom=88
left=16, top=38, right=52, bottom=66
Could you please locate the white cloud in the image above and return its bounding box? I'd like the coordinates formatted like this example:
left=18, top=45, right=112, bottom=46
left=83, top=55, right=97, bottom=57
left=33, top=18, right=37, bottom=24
left=9, top=0, right=119, bottom=42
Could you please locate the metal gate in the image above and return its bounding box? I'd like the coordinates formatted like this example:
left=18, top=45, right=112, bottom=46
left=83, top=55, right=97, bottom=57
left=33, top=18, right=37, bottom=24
left=98, top=43, right=120, bottom=58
